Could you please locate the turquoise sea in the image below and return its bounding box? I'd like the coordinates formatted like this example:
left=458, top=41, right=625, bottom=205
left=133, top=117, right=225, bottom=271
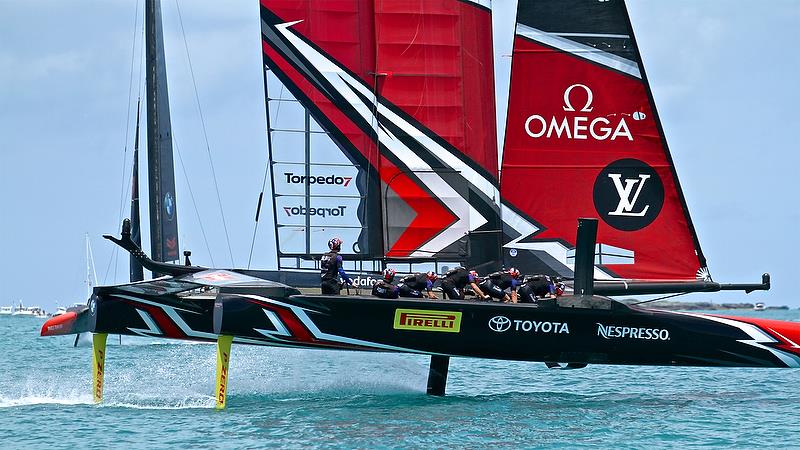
left=1, top=309, right=799, bottom=449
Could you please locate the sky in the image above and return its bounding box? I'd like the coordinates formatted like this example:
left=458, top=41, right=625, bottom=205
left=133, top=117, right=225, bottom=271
left=0, top=0, right=798, bottom=310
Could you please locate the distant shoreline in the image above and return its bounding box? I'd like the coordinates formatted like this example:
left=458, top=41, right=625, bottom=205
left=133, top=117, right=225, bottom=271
left=626, top=300, right=790, bottom=311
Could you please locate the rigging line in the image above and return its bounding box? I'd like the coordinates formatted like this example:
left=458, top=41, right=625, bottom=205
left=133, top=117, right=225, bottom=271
left=174, top=0, right=235, bottom=267
left=630, top=291, right=691, bottom=306
left=108, top=0, right=144, bottom=285
left=173, top=136, right=216, bottom=267
left=248, top=82, right=285, bottom=269
left=102, top=242, right=117, bottom=286
left=368, top=0, right=382, bottom=267
left=111, top=53, right=147, bottom=284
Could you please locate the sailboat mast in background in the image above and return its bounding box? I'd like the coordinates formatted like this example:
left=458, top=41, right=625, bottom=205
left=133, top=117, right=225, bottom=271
left=130, top=100, right=145, bottom=282
left=84, top=233, right=97, bottom=298
left=145, top=0, right=179, bottom=265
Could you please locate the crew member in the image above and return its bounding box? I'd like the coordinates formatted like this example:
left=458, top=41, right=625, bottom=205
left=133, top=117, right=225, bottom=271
left=397, top=271, right=438, bottom=299
left=553, top=277, right=566, bottom=297
left=320, top=237, right=352, bottom=295
left=372, top=268, right=399, bottom=299
left=441, top=267, right=488, bottom=300
left=517, top=274, right=555, bottom=303
left=479, top=268, right=521, bottom=303
left=466, top=270, right=484, bottom=299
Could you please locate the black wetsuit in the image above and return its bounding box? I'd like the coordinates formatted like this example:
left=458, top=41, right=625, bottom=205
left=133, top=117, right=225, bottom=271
left=371, top=280, right=399, bottom=299
left=479, top=271, right=519, bottom=300
left=441, top=267, right=473, bottom=300
left=320, top=251, right=350, bottom=295
left=517, top=275, right=554, bottom=303
left=397, top=274, right=431, bottom=298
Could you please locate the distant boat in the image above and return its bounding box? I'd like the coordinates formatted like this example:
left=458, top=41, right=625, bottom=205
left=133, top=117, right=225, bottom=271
left=11, top=301, right=33, bottom=316
left=754, top=302, right=766, bottom=311
left=12, top=302, right=47, bottom=318
left=0, top=306, right=12, bottom=315
left=52, top=306, right=68, bottom=317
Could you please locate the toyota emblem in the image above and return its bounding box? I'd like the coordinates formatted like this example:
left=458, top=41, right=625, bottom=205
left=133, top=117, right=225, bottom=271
left=488, top=316, right=511, bottom=332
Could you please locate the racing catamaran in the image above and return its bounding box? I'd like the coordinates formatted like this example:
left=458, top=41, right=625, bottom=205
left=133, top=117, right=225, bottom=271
left=41, top=0, right=799, bottom=409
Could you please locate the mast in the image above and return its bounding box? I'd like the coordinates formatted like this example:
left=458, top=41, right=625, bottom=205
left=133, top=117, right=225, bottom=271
left=145, top=0, right=179, bottom=265
left=130, top=100, right=145, bottom=281
left=85, top=234, right=98, bottom=298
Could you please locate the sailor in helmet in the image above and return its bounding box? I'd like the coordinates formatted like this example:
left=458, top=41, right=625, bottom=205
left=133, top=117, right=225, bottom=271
left=371, top=268, right=400, bottom=299
left=320, top=237, right=352, bottom=295
left=478, top=267, right=521, bottom=303
left=441, top=267, right=488, bottom=300
left=397, top=271, right=438, bottom=300
left=517, top=274, right=556, bottom=303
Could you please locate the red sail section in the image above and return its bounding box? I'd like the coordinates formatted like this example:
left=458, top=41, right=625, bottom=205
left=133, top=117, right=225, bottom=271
left=373, top=0, right=497, bottom=175
left=261, top=0, right=498, bottom=260
left=263, top=0, right=377, bottom=162
left=501, top=34, right=705, bottom=280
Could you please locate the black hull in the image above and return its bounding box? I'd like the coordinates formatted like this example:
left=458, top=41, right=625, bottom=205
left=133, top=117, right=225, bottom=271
left=51, top=283, right=800, bottom=369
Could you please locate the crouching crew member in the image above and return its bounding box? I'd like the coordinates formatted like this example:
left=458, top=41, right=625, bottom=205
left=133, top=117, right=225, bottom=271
left=479, top=268, right=521, bottom=303
left=372, top=268, right=399, bottom=299
left=397, top=271, right=438, bottom=299
left=320, top=237, right=352, bottom=295
left=553, top=277, right=566, bottom=297
left=441, top=267, right=487, bottom=300
left=517, top=274, right=555, bottom=303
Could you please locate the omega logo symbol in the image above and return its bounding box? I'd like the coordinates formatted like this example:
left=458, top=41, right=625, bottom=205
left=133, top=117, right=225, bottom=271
left=562, top=83, right=593, bottom=112
left=524, top=84, right=633, bottom=142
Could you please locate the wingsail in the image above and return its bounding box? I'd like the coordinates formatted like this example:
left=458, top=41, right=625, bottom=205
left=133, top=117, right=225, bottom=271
left=145, top=0, right=180, bottom=262
left=499, top=0, right=707, bottom=280
left=260, top=0, right=709, bottom=281
left=260, top=0, right=502, bottom=271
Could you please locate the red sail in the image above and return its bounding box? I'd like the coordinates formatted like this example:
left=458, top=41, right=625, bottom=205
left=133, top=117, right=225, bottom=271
left=261, top=0, right=500, bottom=264
left=500, top=0, right=707, bottom=280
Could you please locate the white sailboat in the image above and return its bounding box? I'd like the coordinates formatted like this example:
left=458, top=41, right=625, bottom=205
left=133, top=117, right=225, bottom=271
left=11, top=301, right=47, bottom=318
left=72, top=234, right=98, bottom=345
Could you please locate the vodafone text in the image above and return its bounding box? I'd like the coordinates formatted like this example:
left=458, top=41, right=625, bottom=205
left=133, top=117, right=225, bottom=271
left=350, top=276, right=379, bottom=287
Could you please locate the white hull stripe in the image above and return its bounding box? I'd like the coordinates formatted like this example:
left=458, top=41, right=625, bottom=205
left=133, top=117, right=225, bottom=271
left=242, top=294, right=441, bottom=355
left=254, top=308, right=292, bottom=339
left=113, top=294, right=219, bottom=340
left=127, top=309, right=163, bottom=337
left=675, top=312, right=800, bottom=368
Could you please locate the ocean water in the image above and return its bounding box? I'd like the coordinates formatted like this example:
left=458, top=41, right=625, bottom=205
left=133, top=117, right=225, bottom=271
left=1, top=309, right=799, bottom=449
